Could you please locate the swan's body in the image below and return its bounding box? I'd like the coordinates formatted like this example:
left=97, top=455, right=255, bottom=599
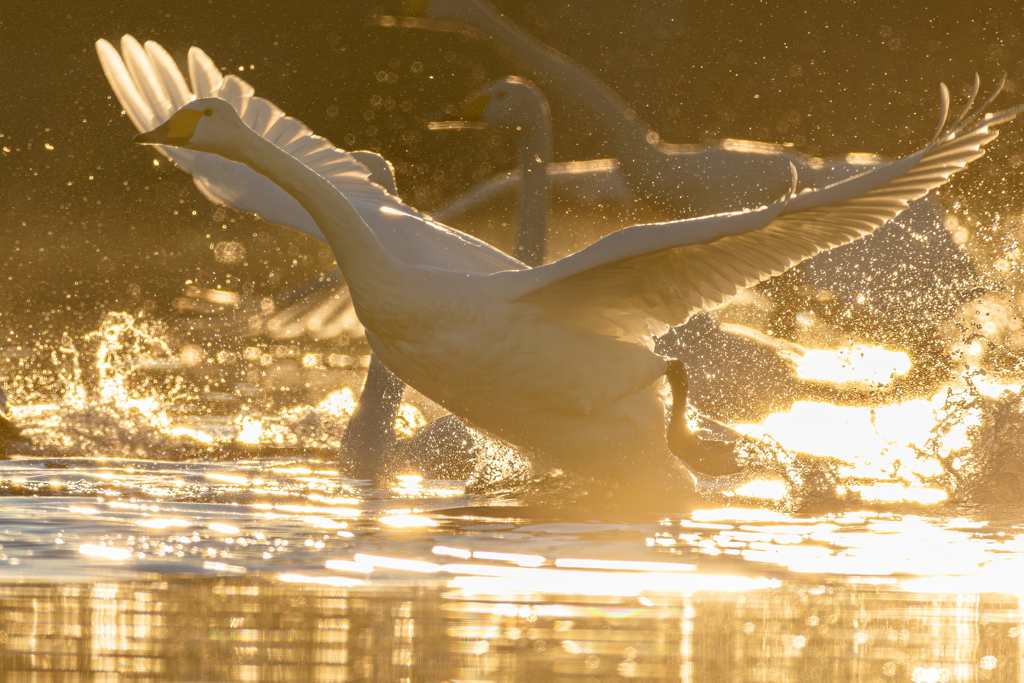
left=134, top=85, right=1021, bottom=507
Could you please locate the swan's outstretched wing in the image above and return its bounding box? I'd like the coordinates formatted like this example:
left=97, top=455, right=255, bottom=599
left=96, top=35, right=524, bottom=275
left=492, top=88, right=1021, bottom=341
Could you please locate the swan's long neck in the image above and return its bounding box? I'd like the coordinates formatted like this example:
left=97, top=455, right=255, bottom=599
left=514, top=102, right=552, bottom=267
left=230, top=126, right=408, bottom=318
left=447, top=0, right=655, bottom=161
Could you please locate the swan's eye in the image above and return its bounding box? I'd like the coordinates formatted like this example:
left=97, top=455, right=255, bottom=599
left=203, top=108, right=213, bottom=116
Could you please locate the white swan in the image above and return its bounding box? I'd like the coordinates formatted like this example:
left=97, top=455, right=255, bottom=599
left=384, top=0, right=882, bottom=212
left=96, top=40, right=643, bottom=478
left=383, top=0, right=981, bottom=332
left=435, top=76, right=553, bottom=266
left=132, top=84, right=1020, bottom=508
left=95, top=35, right=534, bottom=477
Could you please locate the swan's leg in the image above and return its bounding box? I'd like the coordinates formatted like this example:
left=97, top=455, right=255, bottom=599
left=665, top=360, right=742, bottom=475
left=0, top=383, right=23, bottom=456
left=665, top=359, right=692, bottom=453
left=340, top=355, right=405, bottom=479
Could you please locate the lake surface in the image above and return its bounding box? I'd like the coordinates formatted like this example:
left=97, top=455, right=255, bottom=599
left=2, top=459, right=1024, bottom=683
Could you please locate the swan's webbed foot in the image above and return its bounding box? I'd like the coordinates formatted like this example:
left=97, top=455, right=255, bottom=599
left=665, top=359, right=743, bottom=476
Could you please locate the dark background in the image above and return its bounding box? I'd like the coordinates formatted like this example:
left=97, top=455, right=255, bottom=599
left=2, top=0, right=1024, bottom=350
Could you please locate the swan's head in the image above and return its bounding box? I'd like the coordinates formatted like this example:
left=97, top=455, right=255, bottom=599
left=134, top=98, right=247, bottom=157
left=456, top=76, right=549, bottom=131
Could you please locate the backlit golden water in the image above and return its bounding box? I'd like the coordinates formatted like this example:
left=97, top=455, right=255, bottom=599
left=5, top=0, right=1024, bottom=680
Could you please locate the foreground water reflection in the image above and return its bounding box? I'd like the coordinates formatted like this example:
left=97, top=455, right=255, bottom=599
left=0, top=457, right=1024, bottom=680
left=1, top=575, right=1021, bottom=682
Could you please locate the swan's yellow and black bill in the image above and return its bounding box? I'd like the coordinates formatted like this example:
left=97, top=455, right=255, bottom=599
left=425, top=94, right=492, bottom=131
left=459, top=93, right=491, bottom=121
left=134, top=109, right=204, bottom=145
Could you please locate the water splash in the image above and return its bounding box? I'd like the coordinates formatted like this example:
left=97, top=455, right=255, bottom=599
left=4, top=312, right=426, bottom=464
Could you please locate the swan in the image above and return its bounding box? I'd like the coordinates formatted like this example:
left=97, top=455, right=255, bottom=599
left=384, top=0, right=883, bottom=212
left=95, top=36, right=536, bottom=477
left=434, top=76, right=552, bottom=267
left=131, top=83, right=1021, bottom=508
left=383, top=0, right=980, bottom=333
left=96, top=39, right=683, bottom=478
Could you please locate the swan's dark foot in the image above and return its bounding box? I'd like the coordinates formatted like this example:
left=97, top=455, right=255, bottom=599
left=665, top=359, right=743, bottom=476
left=395, top=415, right=480, bottom=480
left=0, top=384, right=26, bottom=457
left=340, top=354, right=405, bottom=480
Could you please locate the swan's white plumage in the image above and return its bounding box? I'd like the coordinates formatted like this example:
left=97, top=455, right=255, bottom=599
left=96, top=36, right=525, bottom=276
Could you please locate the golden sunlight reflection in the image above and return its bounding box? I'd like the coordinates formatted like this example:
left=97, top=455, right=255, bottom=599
left=168, top=427, right=215, bottom=443
left=79, top=544, right=131, bottom=561
left=302, top=516, right=348, bottom=530
left=790, top=344, right=911, bottom=388
left=849, top=483, right=948, bottom=504
left=325, top=559, right=374, bottom=574
left=327, top=552, right=777, bottom=595
left=202, top=561, right=246, bottom=574
left=205, top=473, right=249, bottom=485
left=729, top=479, right=788, bottom=500
left=720, top=324, right=910, bottom=388
left=737, top=382, right=989, bottom=485
left=353, top=554, right=440, bottom=573
left=473, top=551, right=545, bottom=567
left=449, top=572, right=780, bottom=596
left=380, top=513, right=439, bottom=528
left=392, top=474, right=424, bottom=495
left=278, top=572, right=364, bottom=587
left=554, top=558, right=696, bottom=572
left=135, top=518, right=191, bottom=529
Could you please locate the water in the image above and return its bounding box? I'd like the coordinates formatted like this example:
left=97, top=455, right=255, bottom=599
left=6, top=0, right=1024, bottom=679
left=1, top=313, right=1024, bottom=680
left=3, top=458, right=1024, bottom=681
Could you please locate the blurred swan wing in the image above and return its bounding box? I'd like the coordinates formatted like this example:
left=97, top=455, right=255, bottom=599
left=492, top=87, right=1021, bottom=341
left=96, top=35, right=524, bottom=275
left=433, top=159, right=629, bottom=222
